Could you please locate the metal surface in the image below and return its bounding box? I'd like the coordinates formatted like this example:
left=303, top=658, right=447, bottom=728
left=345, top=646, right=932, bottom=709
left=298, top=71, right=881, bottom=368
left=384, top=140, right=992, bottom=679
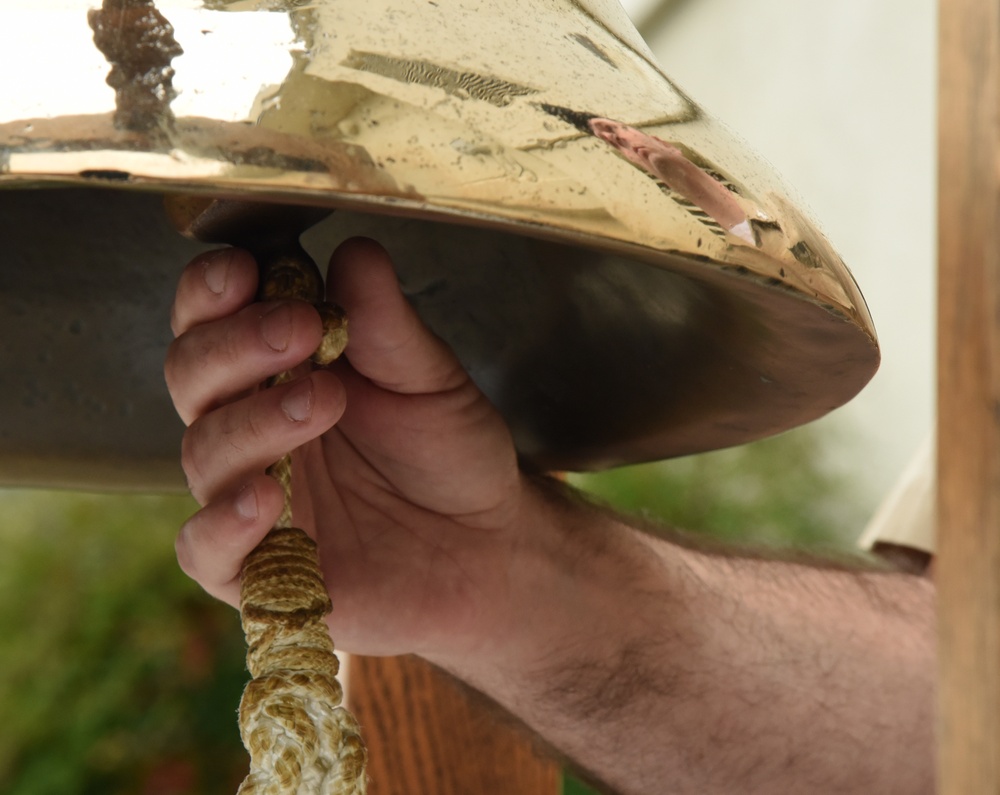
left=0, top=0, right=878, bottom=489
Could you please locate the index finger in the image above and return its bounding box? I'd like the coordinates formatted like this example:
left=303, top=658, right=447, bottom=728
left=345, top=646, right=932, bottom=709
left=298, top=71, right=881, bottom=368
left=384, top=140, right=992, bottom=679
left=171, top=247, right=259, bottom=337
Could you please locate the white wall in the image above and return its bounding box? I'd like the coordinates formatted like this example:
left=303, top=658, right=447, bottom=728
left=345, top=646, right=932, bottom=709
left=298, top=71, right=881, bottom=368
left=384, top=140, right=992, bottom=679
left=630, top=0, right=937, bottom=511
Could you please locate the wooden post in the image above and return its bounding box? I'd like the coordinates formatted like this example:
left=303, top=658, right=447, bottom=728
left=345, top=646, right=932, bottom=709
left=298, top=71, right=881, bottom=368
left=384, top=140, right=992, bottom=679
left=937, top=0, right=1000, bottom=790
left=346, top=655, right=562, bottom=794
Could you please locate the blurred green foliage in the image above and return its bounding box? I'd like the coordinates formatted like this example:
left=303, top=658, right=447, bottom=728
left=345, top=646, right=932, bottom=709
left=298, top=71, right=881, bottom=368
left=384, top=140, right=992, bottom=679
left=564, top=775, right=600, bottom=795
left=0, top=491, right=249, bottom=795
left=0, top=426, right=863, bottom=795
left=571, top=425, right=865, bottom=551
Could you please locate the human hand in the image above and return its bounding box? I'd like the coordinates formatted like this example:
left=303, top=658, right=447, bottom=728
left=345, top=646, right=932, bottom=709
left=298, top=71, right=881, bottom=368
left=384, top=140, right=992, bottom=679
left=166, top=237, right=543, bottom=663
left=165, top=233, right=938, bottom=795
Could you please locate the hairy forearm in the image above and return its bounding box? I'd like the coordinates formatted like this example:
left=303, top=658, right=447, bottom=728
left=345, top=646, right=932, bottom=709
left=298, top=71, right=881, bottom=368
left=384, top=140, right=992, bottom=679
left=430, top=479, right=936, bottom=795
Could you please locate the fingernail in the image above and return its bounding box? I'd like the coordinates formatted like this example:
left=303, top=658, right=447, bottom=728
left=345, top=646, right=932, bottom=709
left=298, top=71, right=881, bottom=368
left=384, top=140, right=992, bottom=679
left=203, top=252, right=229, bottom=295
left=281, top=378, right=313, bottom=422
left=260, top=303, right=292, bottom=352
left=235, top=484, right=258, bottom=521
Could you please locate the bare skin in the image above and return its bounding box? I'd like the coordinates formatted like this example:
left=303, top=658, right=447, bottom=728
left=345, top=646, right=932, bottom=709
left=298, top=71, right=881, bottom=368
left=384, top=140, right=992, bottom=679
left=166, top=238, right=935, bottom=794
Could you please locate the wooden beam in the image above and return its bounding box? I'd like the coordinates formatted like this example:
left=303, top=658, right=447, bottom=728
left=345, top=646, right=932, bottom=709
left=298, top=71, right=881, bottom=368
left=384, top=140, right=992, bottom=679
left=937, top=0, right=1000, bottom=791
left=346, top=655, right=561, bottom=794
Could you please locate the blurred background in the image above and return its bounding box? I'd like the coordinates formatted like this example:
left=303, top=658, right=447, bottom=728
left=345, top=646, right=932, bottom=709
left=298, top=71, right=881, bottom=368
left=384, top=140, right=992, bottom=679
left=0, top=1, right=936, bottom=793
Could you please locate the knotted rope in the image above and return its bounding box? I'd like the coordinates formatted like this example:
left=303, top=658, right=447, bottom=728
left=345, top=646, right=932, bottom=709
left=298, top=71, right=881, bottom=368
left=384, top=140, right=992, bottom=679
left=236, top=251, right=367, bottom=795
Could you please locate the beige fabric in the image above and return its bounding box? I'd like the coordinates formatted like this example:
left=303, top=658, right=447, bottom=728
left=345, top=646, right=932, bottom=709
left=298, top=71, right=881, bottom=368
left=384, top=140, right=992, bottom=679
left=858, top=435, right=935, bottom=554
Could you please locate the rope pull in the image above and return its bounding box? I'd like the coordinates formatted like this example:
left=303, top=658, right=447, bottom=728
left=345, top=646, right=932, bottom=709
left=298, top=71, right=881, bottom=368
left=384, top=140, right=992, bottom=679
left=164, top=196, right=367, bottom=794
left=235, top=242, right=366, bottom=795
left=239, top=528, right=366, bottom=795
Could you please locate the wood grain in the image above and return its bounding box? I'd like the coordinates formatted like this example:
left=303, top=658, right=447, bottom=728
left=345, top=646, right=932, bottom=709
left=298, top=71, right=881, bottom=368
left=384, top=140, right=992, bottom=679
left=346, top=655, right=561, bottom=794
left=937, top=0, right=1000, bottom=790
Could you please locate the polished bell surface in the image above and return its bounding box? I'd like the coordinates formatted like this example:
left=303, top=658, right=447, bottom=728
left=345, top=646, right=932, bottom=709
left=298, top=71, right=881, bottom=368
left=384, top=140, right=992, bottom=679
left=0, top=0, right=878, bottom=489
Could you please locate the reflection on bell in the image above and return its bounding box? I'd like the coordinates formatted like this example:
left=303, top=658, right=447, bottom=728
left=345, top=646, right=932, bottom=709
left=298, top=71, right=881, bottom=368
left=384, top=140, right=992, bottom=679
left=0, top=0, right=878, bottom=490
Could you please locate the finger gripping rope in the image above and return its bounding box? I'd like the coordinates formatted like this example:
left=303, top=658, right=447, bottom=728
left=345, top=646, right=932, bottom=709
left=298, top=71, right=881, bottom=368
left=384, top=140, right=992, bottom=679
left=236, top=251, right=365, bottom=795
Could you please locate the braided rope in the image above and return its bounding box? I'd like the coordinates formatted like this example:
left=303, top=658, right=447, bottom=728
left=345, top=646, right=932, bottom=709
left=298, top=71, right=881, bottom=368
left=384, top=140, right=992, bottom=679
left=236, top=252, right=366, bottom=795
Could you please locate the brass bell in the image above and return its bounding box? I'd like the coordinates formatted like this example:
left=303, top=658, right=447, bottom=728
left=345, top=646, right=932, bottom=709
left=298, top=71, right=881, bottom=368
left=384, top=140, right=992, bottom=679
left=0, top=0, right=878, bottom=490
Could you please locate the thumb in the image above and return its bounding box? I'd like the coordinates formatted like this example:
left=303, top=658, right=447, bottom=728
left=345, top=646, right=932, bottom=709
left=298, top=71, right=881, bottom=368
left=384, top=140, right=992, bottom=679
left=326, top=237, right=465, bottom=395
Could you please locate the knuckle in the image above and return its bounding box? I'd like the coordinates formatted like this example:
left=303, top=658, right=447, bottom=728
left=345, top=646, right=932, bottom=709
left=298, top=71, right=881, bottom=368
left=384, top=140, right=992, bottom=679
left=163, top=338, right=185, bottom=398
left=215, top=318, right=244, bottom=369
left=174, top=524, right=199, bottom=580
left=165, top=316, right=241, bottom=384
left=163, top=333, right=218, bottom=424
left=180, top=425, right=209, bottom=504
left=241, top=406, right=268, bottom=446
left=182, top=398, right=271, bottom=504
left=169, top=302, right=182, bottom=339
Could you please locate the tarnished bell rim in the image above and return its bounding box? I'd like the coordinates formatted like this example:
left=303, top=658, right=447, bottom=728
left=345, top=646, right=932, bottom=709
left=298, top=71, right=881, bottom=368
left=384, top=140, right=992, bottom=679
left=0, top=0, right=878, bottom=489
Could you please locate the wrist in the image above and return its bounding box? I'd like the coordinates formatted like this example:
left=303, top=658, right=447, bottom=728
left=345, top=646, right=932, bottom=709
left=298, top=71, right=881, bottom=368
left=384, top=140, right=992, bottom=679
left=425, top=476, right=680, bottom=711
